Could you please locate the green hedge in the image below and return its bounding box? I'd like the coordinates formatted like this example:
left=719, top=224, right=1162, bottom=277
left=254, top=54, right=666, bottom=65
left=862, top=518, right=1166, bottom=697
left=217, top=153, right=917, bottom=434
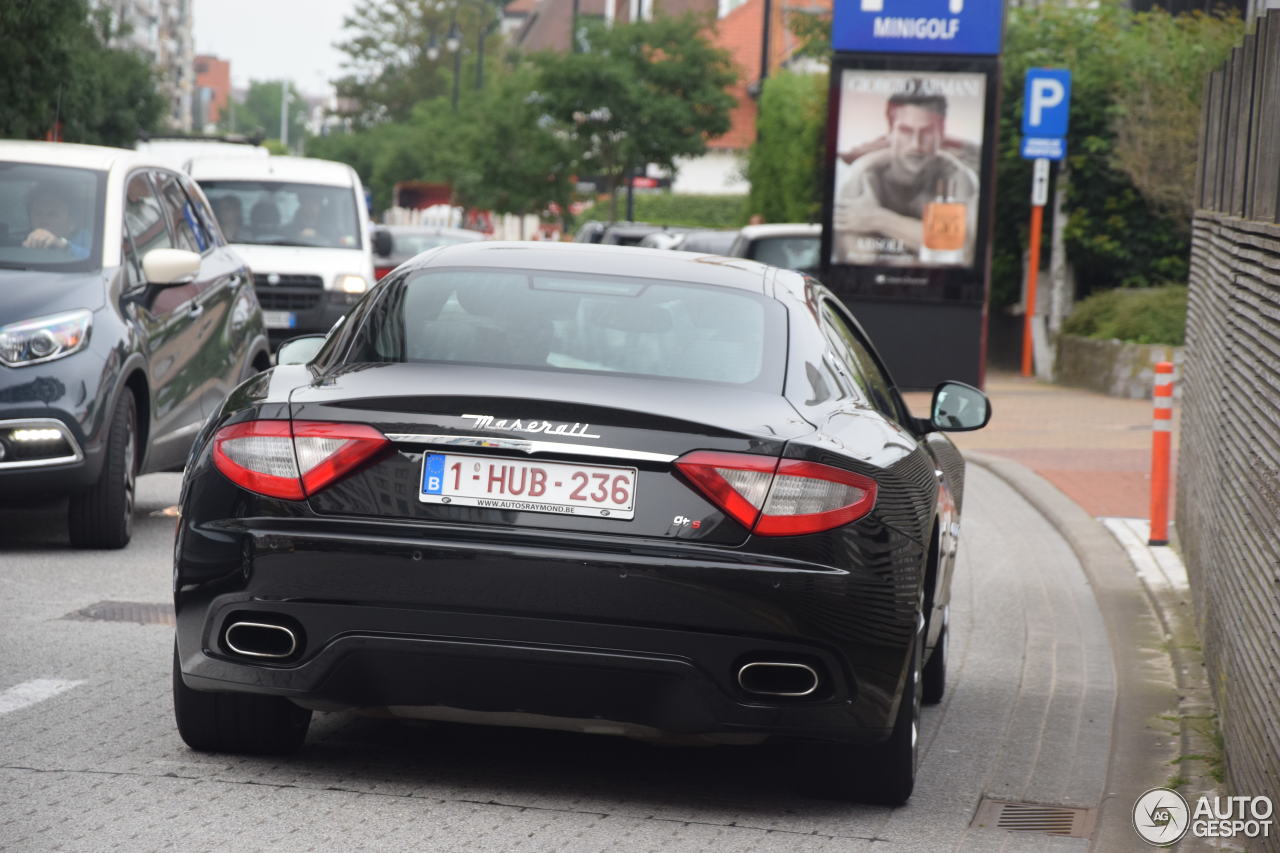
left=1061, top=285, right=1187, bottom=345
left=585, top=193, right=749, bottom=229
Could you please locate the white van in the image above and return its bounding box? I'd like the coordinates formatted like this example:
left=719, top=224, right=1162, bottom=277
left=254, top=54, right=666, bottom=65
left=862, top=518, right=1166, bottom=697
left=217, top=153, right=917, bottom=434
left=189, top=155, right=374, bottom=341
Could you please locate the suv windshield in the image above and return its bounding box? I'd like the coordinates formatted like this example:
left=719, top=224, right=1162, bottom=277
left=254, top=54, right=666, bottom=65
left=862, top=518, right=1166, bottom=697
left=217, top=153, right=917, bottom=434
left=198, top=180, right=362, bottom=250
left=0, top=162, right=105, bottom=271
left=349, top=268, right=784, bottom=388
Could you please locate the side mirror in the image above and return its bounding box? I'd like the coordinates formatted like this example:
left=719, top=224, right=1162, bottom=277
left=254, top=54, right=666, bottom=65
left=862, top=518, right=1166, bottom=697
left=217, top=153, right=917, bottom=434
left=930, top=380, right=991, bottom=432
left=142, top=248, right=201, bottom=285
left=275, top=334, right=327, bottom=366
left=373, top=228, right=393, bottom=257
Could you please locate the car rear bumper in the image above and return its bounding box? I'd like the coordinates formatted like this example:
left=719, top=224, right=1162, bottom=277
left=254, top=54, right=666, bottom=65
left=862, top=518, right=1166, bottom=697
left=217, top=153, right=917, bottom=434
left=174, top=517, right=920, bottom=743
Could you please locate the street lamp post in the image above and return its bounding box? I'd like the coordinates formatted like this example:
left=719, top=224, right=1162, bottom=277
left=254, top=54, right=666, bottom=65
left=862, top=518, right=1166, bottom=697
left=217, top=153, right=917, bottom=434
left=447, top=21, right=462, bottom=111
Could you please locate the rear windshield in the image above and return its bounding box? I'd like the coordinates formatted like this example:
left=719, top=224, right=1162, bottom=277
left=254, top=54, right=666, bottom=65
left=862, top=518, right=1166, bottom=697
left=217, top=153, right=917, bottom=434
left=347, top=268, right=785, bottom=388
left=0, top=162, right=105, bottom=272
left=198, top=180, right=362, bottom=250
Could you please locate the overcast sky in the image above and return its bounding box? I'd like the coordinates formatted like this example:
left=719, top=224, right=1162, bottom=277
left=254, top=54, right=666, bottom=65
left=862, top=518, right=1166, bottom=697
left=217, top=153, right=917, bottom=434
left=193, top=0, right=358, bottom=98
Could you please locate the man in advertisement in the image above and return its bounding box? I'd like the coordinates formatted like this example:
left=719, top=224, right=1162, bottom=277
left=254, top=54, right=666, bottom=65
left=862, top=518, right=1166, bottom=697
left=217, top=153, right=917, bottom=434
left=833, top=74, right=982, bottom=267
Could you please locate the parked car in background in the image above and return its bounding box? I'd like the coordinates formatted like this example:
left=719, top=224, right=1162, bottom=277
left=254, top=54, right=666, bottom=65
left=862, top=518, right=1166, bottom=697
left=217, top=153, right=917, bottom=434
left=573, top=220, right=606, bottom=243
left=190, top=155, right=375, bottom=343
left=636, top=228, right=688, bottom=250
left=171, top=241, right=990, bottom=806
left=372, top=225, right=485, bottom=280
left=599, top=222, right=665, bottom=246
left=0, top=141, right=267, bottom=548
left=728, top=224, right=821, bottom=272
left=675, top=229, right=740, bottom=256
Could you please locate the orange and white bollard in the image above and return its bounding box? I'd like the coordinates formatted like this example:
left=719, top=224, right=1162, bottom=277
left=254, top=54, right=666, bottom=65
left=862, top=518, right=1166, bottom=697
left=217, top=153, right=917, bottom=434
left=1149, top=361, right=1174, bottom=546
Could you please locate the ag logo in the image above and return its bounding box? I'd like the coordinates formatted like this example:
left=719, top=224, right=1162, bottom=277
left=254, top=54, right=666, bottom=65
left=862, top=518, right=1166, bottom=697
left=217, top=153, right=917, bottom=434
left=1134, top=787, right=1190, bottom=846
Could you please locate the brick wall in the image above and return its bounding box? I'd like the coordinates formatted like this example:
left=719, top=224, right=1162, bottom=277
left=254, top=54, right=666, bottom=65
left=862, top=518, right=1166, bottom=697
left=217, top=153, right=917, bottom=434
left=1177, top=9, right=1280, bottom=810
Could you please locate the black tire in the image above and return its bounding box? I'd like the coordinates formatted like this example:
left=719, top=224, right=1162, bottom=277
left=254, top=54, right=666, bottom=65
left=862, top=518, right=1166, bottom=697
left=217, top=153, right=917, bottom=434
left=172, top=645, right=311, bottom=754
left=922, top=604, right=948, bottom=705
left=68, top=388, right=137, bottom=549
left=797, top=621, right=922, bottom=806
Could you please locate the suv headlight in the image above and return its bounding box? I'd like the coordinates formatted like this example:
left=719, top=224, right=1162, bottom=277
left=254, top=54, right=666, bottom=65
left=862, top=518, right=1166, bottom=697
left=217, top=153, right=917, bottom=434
left=0, top=310, right=93, bottom=367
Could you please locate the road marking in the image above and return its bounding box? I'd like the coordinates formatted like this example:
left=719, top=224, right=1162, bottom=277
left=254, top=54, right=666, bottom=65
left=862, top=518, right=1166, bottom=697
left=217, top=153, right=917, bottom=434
left=0, top=678, right=84, bottom=715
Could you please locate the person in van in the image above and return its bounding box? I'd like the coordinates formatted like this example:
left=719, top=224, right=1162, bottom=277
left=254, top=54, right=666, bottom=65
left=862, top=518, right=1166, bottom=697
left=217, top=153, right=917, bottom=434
left=211, top=195, right=244, bottom=242
left=284, top=188, right=333, bottom=242
left=249, top=199, right=280, bottom=237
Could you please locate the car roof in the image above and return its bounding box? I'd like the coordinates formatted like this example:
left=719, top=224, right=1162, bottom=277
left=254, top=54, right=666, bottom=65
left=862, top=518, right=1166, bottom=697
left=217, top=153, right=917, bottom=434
left=0, top=140, right=173, bottom=172
left=188, top=155, right=357, bottom=186
left=412, top=241, right=772, bottom=293
left=738, top=223, right=822, bottom=239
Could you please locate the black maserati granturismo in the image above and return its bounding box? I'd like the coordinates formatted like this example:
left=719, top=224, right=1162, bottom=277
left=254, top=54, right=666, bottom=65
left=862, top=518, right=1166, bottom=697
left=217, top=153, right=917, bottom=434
left=172, top=241, right=990, bottom=805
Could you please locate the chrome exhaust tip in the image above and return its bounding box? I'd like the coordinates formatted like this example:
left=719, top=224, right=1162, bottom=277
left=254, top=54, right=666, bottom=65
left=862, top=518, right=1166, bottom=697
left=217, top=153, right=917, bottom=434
left=224, top=621, right=299, bottom=660
left=737, top=661, right=820, bottom=697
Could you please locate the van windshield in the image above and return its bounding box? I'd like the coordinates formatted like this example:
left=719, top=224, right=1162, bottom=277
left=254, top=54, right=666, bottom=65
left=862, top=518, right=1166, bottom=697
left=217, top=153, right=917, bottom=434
left=198, top=180, right=362, bottom=250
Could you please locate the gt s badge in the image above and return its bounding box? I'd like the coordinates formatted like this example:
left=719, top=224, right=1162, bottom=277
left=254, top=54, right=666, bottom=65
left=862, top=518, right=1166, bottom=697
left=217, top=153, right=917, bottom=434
left=673, top=515, right=702, bottom=529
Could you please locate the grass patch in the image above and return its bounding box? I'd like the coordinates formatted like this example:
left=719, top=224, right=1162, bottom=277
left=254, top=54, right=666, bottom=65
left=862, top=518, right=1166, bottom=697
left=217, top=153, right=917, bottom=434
left=1061, top=285, right=1188, bottom=345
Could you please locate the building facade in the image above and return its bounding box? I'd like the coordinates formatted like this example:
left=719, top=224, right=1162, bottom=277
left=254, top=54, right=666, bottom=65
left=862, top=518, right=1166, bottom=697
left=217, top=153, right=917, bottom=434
left=95, top=0, right=195, bottom=132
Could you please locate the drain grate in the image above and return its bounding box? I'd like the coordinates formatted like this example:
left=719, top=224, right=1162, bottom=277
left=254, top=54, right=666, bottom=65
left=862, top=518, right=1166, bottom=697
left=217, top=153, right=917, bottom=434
left=972, top=798, right=1097, bottom=838
left=65, top=601, right=174, bottom=626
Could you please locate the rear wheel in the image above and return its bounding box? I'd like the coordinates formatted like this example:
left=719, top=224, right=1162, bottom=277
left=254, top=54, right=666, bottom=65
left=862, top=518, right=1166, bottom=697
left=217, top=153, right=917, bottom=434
left=68, top=389, right=136, bottom=549
left=922, top=604, right=948, bottom=705
left=172, top=645, right=311, bottom=754
left=798, top=618, right=922, bottom=806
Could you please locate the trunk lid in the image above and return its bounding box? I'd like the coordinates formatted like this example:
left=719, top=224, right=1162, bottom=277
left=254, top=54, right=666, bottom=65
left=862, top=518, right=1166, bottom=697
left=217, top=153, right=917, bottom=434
left=290, top=362, right=815, bottom=544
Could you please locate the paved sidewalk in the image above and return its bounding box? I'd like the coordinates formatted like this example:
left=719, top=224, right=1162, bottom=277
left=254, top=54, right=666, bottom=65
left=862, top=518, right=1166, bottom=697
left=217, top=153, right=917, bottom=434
left=905, top=373, right=1178, bottom=519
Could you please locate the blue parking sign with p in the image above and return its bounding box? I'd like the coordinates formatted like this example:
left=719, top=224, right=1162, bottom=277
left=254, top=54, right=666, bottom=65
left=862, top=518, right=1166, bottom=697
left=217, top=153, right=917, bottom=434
left=1022, top=69, right=1071, bottom=138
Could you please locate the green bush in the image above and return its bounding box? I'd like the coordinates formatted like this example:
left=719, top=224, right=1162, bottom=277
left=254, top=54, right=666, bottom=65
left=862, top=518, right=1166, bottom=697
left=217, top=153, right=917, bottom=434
left=746, top=70, right=827, bottom=224
left=1061, top=285, right=1187, bottom=345
left=587, top=193, right=749, bottom=229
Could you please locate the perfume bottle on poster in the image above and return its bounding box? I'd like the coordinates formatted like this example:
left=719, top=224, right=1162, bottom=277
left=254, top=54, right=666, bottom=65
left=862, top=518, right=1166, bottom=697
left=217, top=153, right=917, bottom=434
left=920, top=178, right=966, bottom=264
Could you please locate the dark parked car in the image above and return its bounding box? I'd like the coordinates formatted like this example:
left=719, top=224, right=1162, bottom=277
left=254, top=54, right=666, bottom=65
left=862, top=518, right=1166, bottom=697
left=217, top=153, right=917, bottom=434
left=0, top=141, right=268, bottom=547
left=172, top=242, right=989, bottom=804
left=371, top=224, right=484, bottom=280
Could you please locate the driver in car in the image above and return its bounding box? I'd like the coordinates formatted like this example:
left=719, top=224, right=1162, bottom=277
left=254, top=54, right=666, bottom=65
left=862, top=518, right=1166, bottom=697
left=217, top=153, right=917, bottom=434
left=23, top=183, right=89, bottom=257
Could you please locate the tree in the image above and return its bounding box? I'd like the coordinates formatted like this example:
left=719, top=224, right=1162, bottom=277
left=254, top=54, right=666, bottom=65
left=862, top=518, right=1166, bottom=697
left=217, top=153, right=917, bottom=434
left=334, top=0, right=507, bottom=126
left=0, top=0, right=164, bottom=145
left=238, top=80, right=309, bottom=150
left=1107, top=10, right=1240, bottom=227
left=531, top=16, right=737, bottom=219
left=747, top=70, right=827, bottom=223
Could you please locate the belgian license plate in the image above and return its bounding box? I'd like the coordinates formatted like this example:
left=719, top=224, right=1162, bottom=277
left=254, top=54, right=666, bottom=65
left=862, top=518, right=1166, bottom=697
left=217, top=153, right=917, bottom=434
left=419, top=453, right=637, bottom=519
left=262, top=311, right=297, bottom=329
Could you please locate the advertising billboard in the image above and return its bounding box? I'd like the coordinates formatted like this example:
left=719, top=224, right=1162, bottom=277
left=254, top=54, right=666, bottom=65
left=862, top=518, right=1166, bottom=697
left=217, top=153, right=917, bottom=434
left=830, top=69, right=987, bottom=269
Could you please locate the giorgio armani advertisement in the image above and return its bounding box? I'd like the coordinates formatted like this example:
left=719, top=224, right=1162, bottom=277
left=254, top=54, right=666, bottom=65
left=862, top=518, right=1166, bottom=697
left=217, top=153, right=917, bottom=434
left=831, top=70, right=987, bottom=269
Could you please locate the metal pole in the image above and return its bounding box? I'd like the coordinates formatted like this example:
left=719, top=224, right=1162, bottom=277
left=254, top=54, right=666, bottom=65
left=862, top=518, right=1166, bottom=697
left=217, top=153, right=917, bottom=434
left=1021, top=158, right=1050, bottom=377
left=625, top=165, right=635, bottom=221
left=758, top=0, right=772, bottom=86
left=452, top=49, right=462, bottom=110
left=571, top=0, right=580, bottom=52
left=279, top=80, right=289, bottom=149
left=476, top=26, right=485, bottom=90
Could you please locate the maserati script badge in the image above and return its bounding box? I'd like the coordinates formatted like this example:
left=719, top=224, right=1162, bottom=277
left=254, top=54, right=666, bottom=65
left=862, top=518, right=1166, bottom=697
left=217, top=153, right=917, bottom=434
left=461, top=413, right=602, bottom=440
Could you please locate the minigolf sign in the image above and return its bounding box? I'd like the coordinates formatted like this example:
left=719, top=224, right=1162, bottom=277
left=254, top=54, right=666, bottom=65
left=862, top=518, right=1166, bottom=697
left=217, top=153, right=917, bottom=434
left=831, top=0, right=1005, bottom=56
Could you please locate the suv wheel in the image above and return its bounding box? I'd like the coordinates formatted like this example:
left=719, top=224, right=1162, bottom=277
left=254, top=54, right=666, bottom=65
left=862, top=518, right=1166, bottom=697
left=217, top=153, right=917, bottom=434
left=172, top=645, right=311, bottom=754
left=68, top=389, right=136, bottom=549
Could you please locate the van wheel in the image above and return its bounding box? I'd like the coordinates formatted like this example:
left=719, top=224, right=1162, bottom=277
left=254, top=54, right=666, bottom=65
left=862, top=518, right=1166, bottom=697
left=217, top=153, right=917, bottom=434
left=172, top=645, right=311, bottom=754
left=68, top=389, right=136, bottom=549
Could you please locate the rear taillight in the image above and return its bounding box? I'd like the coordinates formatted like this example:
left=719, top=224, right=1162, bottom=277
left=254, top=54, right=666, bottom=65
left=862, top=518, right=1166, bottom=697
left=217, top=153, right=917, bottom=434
left=212, top=420, right=389, bottom=500
left=675, top=451, right=877, bottom=537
